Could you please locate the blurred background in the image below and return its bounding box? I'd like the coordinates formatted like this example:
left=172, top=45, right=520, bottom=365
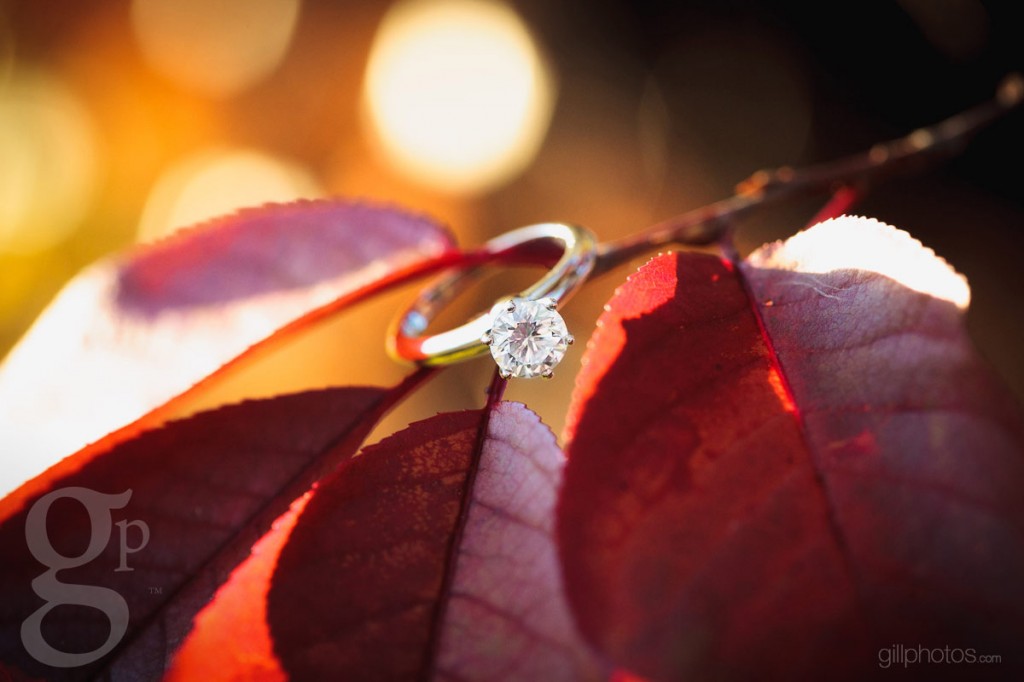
left=1, top=0, right=1022, bottom=442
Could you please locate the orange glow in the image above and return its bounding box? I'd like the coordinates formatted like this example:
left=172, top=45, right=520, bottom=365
left=0, top=69, right=99, bottom=254
left=131, top=0, right=300, bottom=96
left=363, top=0, right=555, bottom=194
left=137, top=149, right=322, bottom=241
left=767, top=365, right=797, bottom=414
left=0, top=12, right=12, bottom=89
left=164, top=493, right=310, bottom=681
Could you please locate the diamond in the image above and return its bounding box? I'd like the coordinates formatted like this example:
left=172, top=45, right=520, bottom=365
left=485, top=297, right=573, bottom=379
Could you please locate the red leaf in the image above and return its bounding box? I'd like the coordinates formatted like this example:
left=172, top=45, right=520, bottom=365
left=0, top=200, right=454, bottom=495
left=0, top=375, right=424, bottom=680
left=559, top=218, right=1024, bottom=680
left=162, top=496, right=309, bottom=682
left=169, top=402, right=601, bottom=681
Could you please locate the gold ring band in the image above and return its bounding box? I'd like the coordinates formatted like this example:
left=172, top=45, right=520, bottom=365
left=388, top=222, right=597, bottom=367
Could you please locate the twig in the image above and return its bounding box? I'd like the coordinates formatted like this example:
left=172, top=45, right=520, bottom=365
left=593, top=73, right=1024, bottom=275
left=484, top=368, right=508, bottom=408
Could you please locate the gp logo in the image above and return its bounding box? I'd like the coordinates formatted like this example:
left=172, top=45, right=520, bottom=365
left=21, top=487, right=150, bottom=668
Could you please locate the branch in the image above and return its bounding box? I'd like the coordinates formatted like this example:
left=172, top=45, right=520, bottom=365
left=593, top=73, right=1024, bottom=275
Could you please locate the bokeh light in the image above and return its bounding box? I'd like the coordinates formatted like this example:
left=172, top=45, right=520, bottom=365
left=131, top=0, right=301, bottom=96
left=0, top=68, right=99, bottom=254
left=137, top=149, right=322, bottom=241
left=363, top=0, right=555, bottom=194
left=2, top=0, right=1023, bottom=444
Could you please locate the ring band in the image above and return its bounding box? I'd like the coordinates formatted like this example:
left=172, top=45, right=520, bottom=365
left=388, top=222, right=597, bottom=368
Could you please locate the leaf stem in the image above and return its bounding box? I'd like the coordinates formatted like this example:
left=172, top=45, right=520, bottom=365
left=592, top=73, right=1023, bottom=276
left=805, top=184, right=864, bottom=229
left=484, top=367, right=509, bottom=408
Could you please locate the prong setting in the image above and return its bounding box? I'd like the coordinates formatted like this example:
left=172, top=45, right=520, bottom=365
left=566, top=333, right=575, bottom=345
left=486, top=296, right=574, bottom=379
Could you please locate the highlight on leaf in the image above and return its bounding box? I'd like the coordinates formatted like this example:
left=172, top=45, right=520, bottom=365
left=558, top=217, right=1024, bottom=680
left=0, top=199, right=456, bottom=497
left=3, top=79, right=1023, bottom=681
left=167, top=401, right=601, bottom=681
left=749, top=215, right=971, bottom=308
left=0, top=378, right=425, bottom=681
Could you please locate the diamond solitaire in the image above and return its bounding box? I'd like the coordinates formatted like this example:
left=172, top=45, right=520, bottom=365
left=482, top=297, right=575, bottom=379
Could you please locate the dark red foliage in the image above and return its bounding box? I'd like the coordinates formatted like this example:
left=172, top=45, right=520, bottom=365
left=3, top=197, right=1022, bottom=682
left=0, top=383, right=415, bottom=680
left=167, top=402, right=599, bottom=681
left=558, top=246, right=1024, bottom=680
